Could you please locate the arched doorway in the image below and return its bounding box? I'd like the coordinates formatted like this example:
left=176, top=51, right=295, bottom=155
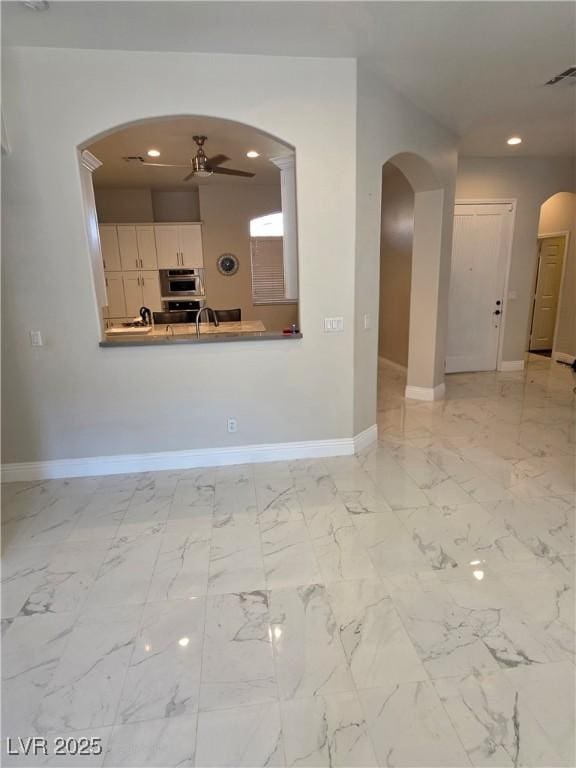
left=77, top=115, right=299, bottom=338
left=529, top=191, right=576, bottom=361
left=378, top=152, right=449, bottom=403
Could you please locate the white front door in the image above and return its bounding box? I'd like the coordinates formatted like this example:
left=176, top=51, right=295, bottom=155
left=446, top=203, right=513, bottom=373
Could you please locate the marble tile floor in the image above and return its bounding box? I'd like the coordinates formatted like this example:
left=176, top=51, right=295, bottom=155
left=1, top=354, right=574, bottom=767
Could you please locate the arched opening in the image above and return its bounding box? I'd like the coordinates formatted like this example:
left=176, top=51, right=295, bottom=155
left=528, top=191, right=576, bottom=362
left=79, top=115, right=299, bottom=341
left=377, top=152, right=447, bottom=406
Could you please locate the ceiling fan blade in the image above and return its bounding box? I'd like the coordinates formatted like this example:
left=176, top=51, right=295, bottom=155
left=212, top=166, right=255, bottom=178
left=182, top=171, right=196, bottom=181
left=122, top=156, right=191, bottom=168
left=207, top=154, right=229, bottom=167
left=141, top=162, right=192, bottom=168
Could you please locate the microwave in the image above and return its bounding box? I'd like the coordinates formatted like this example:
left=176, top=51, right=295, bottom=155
left=160, top=269, right=205, bottom=298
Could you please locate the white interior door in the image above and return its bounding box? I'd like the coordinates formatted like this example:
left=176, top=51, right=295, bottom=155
left=529, top=236, right=565, bottom=351
left=446, top=203, right=513, bottom=373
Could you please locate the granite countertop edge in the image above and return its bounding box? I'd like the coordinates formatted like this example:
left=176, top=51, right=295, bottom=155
left=100, top=331, right=303, bottom=347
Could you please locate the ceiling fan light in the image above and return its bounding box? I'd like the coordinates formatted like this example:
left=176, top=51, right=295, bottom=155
left=147, top=148, right=161, bottom=157
left=506, top=136, right=522, bottom=146
left=246, top=150, right=259, bottom=158
left=195, top=169, right=213, bottom=178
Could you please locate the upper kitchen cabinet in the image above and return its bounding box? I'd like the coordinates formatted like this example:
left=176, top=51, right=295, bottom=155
left=155, top=223, right=204, bottom=268
left=116, top=225, right=159, bottom=271
left=117, top=226, right=140, bottom=270
left=179, top=224, right=204, bottom=267
left=99, top=225, right=122, bottom=272
left=135, top=226, right=158, bottom=270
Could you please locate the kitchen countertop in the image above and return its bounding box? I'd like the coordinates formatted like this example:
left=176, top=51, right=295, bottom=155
left=101, top=321, right=302, bottom=346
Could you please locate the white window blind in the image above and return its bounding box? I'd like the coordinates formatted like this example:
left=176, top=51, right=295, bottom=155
left=250, top=236, right=286, bottom=304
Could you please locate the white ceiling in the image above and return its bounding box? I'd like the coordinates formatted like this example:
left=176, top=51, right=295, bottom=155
left=88, top=116, right=288, bottom=188
left=3, top=1, right=575, bottom=157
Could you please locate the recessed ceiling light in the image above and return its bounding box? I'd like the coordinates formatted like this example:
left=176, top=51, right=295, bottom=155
left=506, top=137, right=522, bottom=146
left=147, top=148, right=161, bottom=157
left=22, top=1, right=49, bottom=9
left=178, top=637, right=190, bottom=647
left=246, top=150, right=259, bottom=158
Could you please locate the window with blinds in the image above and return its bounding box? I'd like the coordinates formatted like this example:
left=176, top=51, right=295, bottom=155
left=250, top=236, right=286, bottom=304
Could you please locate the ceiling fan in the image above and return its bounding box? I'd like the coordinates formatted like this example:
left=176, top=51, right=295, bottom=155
left=122, top=135, right=255, bottom=180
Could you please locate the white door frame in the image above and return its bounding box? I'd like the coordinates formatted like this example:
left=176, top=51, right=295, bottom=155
left=453, top=198, right=517, bottom=371
left=535, top=230, right=570, bottom=358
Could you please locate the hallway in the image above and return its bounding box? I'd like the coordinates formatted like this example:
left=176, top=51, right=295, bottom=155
left=2, top=355, right=574, bottom=767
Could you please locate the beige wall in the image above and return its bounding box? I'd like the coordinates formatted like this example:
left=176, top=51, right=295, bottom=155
left=538, top=192, right=576, bottom=357
left=456, top=157, right=575, bottom=363
left=95, top=187, right=200, bottom=223
left=378, top=163, right=414, bottom=367
left=152, top=188, right=200, bottom=222
left=199, top=184, right=298, bottom=332
left=354, top=61, right=458, bottom=431
left=95, top=187, right=154, bottom=222
left=2, top=46, right=356, bottom=464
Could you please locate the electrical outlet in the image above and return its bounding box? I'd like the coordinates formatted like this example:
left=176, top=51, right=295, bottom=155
left=323, top=317, right=344, bottom=333
left=227, top=418, right=238, bottom=433
left=29, top=330, right=43, bottom=347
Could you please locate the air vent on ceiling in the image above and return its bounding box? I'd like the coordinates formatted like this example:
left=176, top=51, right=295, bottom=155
left=545, top=66, right=576, bottom=85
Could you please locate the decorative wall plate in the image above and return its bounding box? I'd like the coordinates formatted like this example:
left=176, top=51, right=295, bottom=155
left=217, top=253, right=239, bottom=276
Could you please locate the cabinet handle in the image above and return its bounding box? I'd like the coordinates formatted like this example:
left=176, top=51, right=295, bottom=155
left=103, top=259, right=106, bottom=269
left=140, top=258, right=143, bottom=268
left=105, top=278, right=108, bottom=287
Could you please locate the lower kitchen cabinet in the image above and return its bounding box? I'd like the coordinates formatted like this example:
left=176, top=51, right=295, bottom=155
left=140, top=270, right=162, bottom=312
left=104, top=273, right=126, bottom=318
left=104, top=270, right=162, bottom=320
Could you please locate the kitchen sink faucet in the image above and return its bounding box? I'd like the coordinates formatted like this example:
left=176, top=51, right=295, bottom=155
left=195, top=307, right=219, bottom=339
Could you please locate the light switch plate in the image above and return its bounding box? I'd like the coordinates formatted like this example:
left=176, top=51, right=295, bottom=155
left=363, top=314, right=371, bottom=330
left=29, top=330, right=43, bottom=347
left=324, top=317, right=344, bottom=333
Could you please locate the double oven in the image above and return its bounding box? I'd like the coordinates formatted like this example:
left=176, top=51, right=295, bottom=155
left=158, top=268, right=206, bottom=323
left=160, top=268, right=205, bottom=299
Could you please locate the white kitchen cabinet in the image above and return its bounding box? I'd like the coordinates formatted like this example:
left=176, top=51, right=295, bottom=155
left=179, top=224, right=204, bottom=267
left=154, top=224, right=203, bottom=268
left=140, top=270, right=162, bottom=311
left=122, top=272, right=143, bottom=317
left=136, top=226, right=158, bottom=270
left=100, top=225, right=122, bottom=272
left=104, top=273, right=127, bottom=318
left=104, top=270, right=162, bottom=320
left=154, top=226, right=180, bottom=268
left=117, top=226, right=141, bottom=271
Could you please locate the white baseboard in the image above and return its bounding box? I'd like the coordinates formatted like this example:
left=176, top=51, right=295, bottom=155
left=353, top=424, right=378, bottom=452
left=552, top=351, right=575, bottom=365
left=1, top=426, right=379, bottom=483
left=498, top=360, right=525, bottom=372
left=405, top=382, right=446, bottom=401
left=378, top=356, right=407, bottom=373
